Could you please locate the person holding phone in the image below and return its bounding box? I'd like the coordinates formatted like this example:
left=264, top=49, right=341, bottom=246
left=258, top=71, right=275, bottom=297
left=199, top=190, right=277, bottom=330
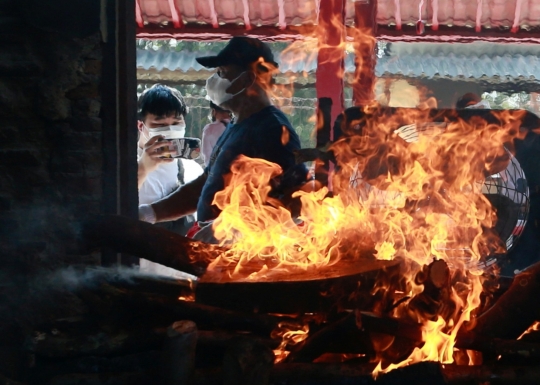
left=137, top=84, right=204, bottom=233
left=138, top=37, right=307, bottom=241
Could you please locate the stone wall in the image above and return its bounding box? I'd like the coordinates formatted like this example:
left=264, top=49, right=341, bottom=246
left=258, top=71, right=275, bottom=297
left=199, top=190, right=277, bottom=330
left=0, top=0, right=103, bottom=275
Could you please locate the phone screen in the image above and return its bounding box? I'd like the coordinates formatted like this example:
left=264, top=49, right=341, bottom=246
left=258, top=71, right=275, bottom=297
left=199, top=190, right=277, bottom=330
left=164, top=138, right=201, bottom=160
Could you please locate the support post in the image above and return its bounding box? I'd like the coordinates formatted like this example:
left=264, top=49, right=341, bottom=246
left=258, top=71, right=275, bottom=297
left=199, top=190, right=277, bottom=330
left=101, top=0, right=139, bottom=266
left=352, top=0, right=378, bottom=106
left=315, top=0, right=346, bottom=132
left=315, top=0, right=346, bottom=189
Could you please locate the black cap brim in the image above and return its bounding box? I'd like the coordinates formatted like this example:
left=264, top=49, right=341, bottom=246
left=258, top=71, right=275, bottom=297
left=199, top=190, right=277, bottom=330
left=196, top=56, right=224, bottom=68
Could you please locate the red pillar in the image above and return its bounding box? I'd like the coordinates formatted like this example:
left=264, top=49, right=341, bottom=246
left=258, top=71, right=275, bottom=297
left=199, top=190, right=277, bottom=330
left=315, top=0, right=346, bottom=141
left=352, top=0, right=378, bottom=106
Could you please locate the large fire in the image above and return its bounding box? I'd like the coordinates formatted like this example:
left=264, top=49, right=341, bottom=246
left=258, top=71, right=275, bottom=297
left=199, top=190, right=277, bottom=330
left=202, top=104, right=528, bottom=373
left=197, top=10, right=532, bottom=376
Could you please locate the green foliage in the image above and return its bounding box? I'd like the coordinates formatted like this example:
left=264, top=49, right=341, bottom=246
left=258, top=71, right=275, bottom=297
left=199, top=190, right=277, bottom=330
left=482, top=91, right=536, bottom=113
left=137, top=39, right=227, bottom=53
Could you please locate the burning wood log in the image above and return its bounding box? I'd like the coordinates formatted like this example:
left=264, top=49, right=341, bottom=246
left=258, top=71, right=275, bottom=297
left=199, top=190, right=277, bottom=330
left=286, top=313, right=374, bottom=363
left=407, top=259, right=454, bottom=322
left=286, top=307, right=540, bottom=365
left=82, top=215, right=227, bottom=277
left=161, top=321, right=197, bottom=385
left=356, top=311, right=423, bottom=342
left=222, top=337, right=274, bottom=385
left=472, top=261, right=540, bottom=340
left=456, top=332, right=540, bottom=361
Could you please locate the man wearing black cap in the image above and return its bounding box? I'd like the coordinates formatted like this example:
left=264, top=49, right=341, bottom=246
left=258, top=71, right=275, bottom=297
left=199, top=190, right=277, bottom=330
left=139, top=37, right=306, bottom=236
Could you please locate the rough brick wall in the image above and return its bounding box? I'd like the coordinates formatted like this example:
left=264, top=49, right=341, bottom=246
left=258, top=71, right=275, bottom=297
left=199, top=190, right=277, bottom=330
left=0, top=0, right=103, bottom=274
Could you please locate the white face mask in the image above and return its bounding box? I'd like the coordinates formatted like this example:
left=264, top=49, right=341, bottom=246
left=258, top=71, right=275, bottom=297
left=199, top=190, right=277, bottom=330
left=144, top=122, right=186, bottom=140
left=205, top=72, right=246, bottom=106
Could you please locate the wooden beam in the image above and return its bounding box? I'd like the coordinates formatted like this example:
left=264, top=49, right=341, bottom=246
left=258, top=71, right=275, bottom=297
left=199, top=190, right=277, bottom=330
left=377, top=25, right=540, bottom=44
left=136, top=24, right=314, bottom=42
left=137, top=21, right=540, bottom=45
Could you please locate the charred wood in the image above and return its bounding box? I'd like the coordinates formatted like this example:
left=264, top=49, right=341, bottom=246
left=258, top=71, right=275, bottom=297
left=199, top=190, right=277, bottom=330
left=283, top=309, right=540, bottom=364
left=222, top=337, right=274, bottom=385
left=442, top=364, right=540, bottom=385
left=456, top=332, right=540, bottom=361
left=95, top=285, right=301, bottom=335
left=356, top=311, right=423, bottom=342
left=161, top=321, right=197, bottom=385
left=408, top=259, right=455, bottom=322
left=473, top=261, right=540, bottom=340
left=82, top=215, right=226, bottom=277
left=286, top=313, right=374, bottom=363
left=88, top=267, right=194, bottom=298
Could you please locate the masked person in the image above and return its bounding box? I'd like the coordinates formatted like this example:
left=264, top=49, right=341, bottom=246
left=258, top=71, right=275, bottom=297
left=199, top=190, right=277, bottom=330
left=138, top=37, right=307, bottom=240
left=201, top=101, right=231, bottom=167
left=137, top=84, right=204, bottom=236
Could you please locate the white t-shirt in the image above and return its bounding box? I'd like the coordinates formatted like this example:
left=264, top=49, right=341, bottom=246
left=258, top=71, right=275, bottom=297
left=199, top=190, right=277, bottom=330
left=137, top=146, right=203, bottom=278
left=137, top=147, right=204, bottom=204
left=201, top=120, right=228, bottom=166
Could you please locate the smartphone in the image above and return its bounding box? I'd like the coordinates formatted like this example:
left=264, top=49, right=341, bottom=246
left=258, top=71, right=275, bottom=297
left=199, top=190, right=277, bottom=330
left=161, top=137, right=201, bottom=160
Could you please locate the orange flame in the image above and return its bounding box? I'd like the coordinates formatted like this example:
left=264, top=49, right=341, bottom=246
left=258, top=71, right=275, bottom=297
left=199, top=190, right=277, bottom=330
left=198, top=5, right=533, bottom=374
left=204, top=106, right=529, bottom=373
left=518, top=321, right=540, bottom=340
left=271, top=321, right=310, bottom=363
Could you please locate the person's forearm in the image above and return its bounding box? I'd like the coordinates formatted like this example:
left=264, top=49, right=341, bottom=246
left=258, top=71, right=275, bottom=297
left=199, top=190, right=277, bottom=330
left=152, top=173, right=207, bottom=222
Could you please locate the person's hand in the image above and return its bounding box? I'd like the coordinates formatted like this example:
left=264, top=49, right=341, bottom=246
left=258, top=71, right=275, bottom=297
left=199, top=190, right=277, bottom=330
left=138, top=136, right=176, bottom=175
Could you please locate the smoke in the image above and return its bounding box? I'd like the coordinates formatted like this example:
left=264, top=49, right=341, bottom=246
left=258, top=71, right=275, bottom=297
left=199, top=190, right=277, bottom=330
left=0, top=265, right=193, bottom=336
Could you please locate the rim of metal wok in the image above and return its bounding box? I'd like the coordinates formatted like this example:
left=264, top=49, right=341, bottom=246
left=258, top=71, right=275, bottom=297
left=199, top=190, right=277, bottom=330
left=198, top=257, right=400, bottom=284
